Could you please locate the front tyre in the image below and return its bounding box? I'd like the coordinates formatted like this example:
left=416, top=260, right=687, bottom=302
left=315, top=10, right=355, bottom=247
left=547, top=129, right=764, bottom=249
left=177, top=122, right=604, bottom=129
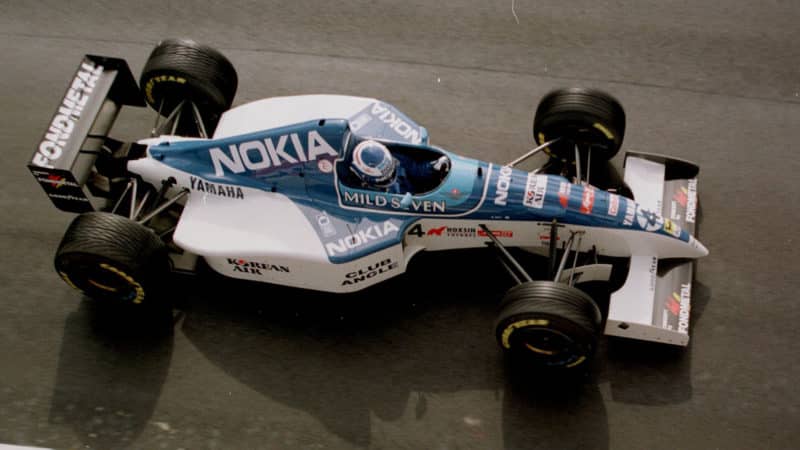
left=533, top=87, right=626, bottom=162
left=495, top=281, right=601, bottom=369
left=54, top=212, right=169, bottom=307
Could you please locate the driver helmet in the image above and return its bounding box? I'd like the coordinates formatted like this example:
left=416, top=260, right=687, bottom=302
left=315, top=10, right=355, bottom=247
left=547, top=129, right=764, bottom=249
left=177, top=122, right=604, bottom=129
left=351, top=140, right=396, bottom=187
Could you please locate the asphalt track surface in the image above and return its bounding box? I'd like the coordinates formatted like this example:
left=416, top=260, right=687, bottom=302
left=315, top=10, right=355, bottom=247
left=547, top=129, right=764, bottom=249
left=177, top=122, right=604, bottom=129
left=1, top=1, right=799, bottom=449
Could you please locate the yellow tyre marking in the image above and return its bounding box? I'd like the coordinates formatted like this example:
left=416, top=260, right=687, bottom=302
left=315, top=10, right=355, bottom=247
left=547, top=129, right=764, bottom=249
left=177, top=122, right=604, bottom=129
left=88, top=279, right=118, bottom=292
left=501, top=319, right=549, bottom=348
left=99, top=263, right=145, bottom=304
left=524, top=343, right=556, bottom=355
left=592, top=123, right=614, bottom=140
left=144, top=75, right=187, bottom=104
left=538, top=132, right=555, bottom=157
left=565, top=355, right=587, bottom=368
left=58, top=271, right=82, bottom=292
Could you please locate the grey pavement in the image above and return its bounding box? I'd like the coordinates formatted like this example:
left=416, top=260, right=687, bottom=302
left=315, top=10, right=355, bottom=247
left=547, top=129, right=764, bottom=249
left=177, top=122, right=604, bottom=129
left=1, top=1, right=798, bottom=449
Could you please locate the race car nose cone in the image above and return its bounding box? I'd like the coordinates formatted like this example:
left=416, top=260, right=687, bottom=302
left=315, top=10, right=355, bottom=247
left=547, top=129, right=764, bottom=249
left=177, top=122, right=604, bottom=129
left=689, top=236, right=709, bottom=257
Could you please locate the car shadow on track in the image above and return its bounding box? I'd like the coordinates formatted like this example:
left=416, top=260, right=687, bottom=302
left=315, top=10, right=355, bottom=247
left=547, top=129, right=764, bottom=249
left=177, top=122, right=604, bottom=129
left=175, top=249, right=613, bottom=449
left=48, top=248, right=707, bottom=449
left=49, top=301, right=174, bottom=449
left=600, top=280, right=711, bottom=405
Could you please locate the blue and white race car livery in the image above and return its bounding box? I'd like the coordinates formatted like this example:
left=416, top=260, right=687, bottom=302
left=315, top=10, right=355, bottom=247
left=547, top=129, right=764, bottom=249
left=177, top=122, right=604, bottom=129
left=29, top=46, right=707, bottom=365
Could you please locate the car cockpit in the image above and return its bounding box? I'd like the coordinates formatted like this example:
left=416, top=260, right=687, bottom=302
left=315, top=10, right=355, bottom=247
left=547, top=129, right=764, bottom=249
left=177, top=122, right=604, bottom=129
left=337, top=134, right=451, bottom=195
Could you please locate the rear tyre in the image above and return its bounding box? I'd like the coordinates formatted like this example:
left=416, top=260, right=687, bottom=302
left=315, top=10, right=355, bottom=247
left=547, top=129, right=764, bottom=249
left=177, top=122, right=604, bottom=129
left=533, top=88, right=625, bottom=162
left=140, top=38, right=238, bottom=135
left=54, top=212, right=169, bottom=308
left=495, top=281, right=601, bottom=369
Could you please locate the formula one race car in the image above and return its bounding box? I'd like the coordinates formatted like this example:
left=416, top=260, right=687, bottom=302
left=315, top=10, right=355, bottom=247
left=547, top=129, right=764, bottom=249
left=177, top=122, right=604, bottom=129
left=29, top=39, right=706, bottom=369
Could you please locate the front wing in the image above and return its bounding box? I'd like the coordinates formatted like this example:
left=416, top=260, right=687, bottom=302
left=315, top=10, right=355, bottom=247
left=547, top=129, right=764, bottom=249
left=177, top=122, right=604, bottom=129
left=605, top=153, right=700, bottom=345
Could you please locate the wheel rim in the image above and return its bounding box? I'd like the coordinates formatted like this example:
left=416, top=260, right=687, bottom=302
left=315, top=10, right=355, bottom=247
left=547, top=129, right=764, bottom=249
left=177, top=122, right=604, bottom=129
left=537, top=128, right=617, bottom=161
left=504, top=322, right=592, bottom=368
left=521, top=328, right=573, bottom=356
left=58, top=258, right=145, bottom=304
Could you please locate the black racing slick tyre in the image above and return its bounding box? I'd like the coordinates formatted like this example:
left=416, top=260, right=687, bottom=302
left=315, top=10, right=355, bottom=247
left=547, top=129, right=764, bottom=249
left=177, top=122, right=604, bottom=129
left=140, top=38, right=238, bottom=134
left=54, top=212, right=169, bottom=307
left=495, top=281, right=601, bottom=369
left=533, top=87, right=625, bottom=162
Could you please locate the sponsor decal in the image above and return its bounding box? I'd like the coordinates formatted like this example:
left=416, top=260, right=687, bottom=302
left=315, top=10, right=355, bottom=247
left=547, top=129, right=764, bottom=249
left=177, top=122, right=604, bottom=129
left=558, top=182, right=571, bottom=208
left=316, top=212, right=337, bottom=238
left=426, top=226, right=447, bottom=236
left=670, top=186, right=688, bottom=220
left=48, top=193, right=90, bottom=202
left=538, top=233, right=561, bottom=242
left=349, top=113, right=373, bottom=132
left=673, top=186, right=688, bottom=207
left=317, top=158, right=333, bottom=173
left=370, top=102, right=423, bottom=144
left=478, top=229, right=513, bottom=238
left=636, top=206, right=664, bottom=232
left=325, top=221, right=399, bottom=256
left=494, top=165, right=513, bottom=206
left=662, top=291, right=681, bottom=330
left=607, top=194, right=619, bottom=217
left=670, top=201, right=681, bottom=221
left=189, top=176, right=244, bottom=199
left=408, top=224, right=475, bottom=238
left=686, top=179, right=697, bottom=224
left=523, top=174, right=547, bottom=209
left=406, top=224, right=511, bottom=238
left=227, top=258, right=289, bottom=275
left=648, top=256, right=658, bottom=292
left=341, top=258, right=399, bottom=286
left=210, top=130, right=338, bottom=176
left=344, top=191, right=446, bottom=213
left=35, top=174, right=79, bottom=189
left=46, top=175, right=66, bottom=189
left=666, top=292, right=682, bottom=316
left=622, top=199, right=635, bottom=226
left=663, top=218, right=682, bottom=238
left=678, top=283, right=691, bottom=333
left=33, top=61, right=104, bottom=168
left=580, top=186, right=595, bottom=214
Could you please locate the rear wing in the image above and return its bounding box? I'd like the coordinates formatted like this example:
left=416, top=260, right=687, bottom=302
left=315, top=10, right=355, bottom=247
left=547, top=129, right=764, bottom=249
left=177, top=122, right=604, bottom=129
left=27, top=55, right=144, bottom=212
left=604, top=152, right=700, bottom=346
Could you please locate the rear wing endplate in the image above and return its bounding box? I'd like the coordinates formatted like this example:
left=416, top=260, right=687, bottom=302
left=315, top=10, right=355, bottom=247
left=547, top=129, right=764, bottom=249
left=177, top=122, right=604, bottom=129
left=604, top=152, right=699, bottom=346
left=27, top=55, right=144, bottom=212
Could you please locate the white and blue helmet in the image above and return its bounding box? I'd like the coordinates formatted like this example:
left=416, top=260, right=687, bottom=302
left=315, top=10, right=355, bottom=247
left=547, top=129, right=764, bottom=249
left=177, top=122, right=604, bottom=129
left=351, top=140, right=396, bottom=187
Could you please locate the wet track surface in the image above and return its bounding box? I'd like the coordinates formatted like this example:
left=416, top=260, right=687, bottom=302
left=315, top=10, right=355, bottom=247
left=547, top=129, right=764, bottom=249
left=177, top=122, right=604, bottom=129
left=1, top=1, right=799, bottom=448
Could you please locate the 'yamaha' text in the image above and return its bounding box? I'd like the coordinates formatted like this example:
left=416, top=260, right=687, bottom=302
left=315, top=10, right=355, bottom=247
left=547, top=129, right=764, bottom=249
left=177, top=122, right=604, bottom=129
left=190, top=176, right=244, bottom=199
